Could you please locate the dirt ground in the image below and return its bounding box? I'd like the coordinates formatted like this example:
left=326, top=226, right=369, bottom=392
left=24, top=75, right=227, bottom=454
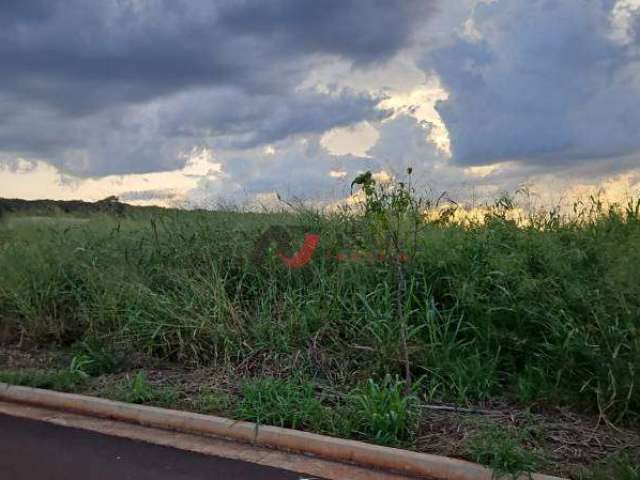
left=1, top=345, right=638, bottom=479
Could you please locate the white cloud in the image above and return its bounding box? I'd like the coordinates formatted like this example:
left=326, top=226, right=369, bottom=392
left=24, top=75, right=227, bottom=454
left=0, top=149, right=222, bottom=207
left=320, top=121, right=379, bottom=157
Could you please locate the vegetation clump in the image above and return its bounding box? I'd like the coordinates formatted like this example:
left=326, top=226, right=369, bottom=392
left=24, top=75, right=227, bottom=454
left=1, top=178, right=639, bottom=433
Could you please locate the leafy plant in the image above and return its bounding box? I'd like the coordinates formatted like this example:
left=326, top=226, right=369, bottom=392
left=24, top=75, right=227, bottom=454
left=117, top=372, right=178, bottom=406
left=70, top=339, right=124, bottom=376
left=348, top=375, right=419, bottom=446
left=68, top=354, right=93, bottom=379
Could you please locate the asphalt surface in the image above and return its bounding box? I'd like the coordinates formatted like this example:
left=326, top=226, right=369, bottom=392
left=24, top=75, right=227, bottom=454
left=0, top=414, right=317, bottom=480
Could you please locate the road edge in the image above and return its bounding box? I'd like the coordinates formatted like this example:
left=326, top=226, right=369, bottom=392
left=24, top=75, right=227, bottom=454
left=0, top=383, right=564, bottom=480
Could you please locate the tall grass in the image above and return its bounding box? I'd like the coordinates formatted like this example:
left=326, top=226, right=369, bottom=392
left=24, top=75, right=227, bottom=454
left=1, top=187, right=639, bottom=424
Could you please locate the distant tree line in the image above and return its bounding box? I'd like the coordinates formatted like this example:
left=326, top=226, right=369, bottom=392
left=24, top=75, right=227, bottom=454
left=0, top=196, right=129, bottom=217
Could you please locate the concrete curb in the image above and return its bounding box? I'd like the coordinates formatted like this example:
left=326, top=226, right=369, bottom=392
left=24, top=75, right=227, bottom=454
left=0, top=383, right=564, bottom=480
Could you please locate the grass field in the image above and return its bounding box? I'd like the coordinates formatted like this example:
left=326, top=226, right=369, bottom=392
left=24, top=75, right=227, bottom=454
left=1, top=182, right=639, bottom=479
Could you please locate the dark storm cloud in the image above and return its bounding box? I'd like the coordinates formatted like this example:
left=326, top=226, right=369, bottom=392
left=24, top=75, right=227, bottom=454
left=0, top=0, right=433, bottom=175
left=218, top=0, right=435, bottom=65
left=423, top=0, right=640, bottom=168
left=0, top=86, right=389, bottom=177
left=1, top=0, right=289, bottom=114
left=159, top=88, right=390, bottom=150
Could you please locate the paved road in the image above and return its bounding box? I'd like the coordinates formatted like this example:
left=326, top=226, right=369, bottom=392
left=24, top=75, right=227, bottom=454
left=0, top=414, right=317, bottom=480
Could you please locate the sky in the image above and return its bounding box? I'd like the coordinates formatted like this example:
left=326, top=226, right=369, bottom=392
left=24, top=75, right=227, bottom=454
left=1, top=0, right=640, bottom=209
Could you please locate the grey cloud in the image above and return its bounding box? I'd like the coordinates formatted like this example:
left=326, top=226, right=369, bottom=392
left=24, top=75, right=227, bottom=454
left=119, top=189, right=178, bottom=202
left=0, top=85, right=388, bottom=177
left=1, top=1, right=289, bottom=113
left=213, top=135, right=373, bottom=201
left=424, top=0, right=640, bottom=168
left=0, top=0, right=432, bottom=107
left=161, top=88, right=390, bottom=150
left=218, top=0, right=435, bottom=65
left=202, top=115, right=448, bottom=205
left=0, top=0, right=53, bottom=24
left=0, top=95, right=191, bottom=176
left=0, top=0, right=434, bottom=176
left=365, top=114, right=489, bottom=199
left=366, top=115, right=443, bottom=175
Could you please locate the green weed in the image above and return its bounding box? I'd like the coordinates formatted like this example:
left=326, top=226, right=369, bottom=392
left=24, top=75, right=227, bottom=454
left=463, top=422, right=545, bottom=479
left=192, top=389, right=233, bottom=415
left=0, top=368, right=86, bottom=392
left=69, top=339, right=124, bottom=376
left=236, top=377, right=325, bottom=430
left=347, top=375, right=419, bottom=446
left=0, top=185, right=639, bottom=424
left=115, top=372, right=178, bottom=406
left=577, top=452, right=640, bottom=480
